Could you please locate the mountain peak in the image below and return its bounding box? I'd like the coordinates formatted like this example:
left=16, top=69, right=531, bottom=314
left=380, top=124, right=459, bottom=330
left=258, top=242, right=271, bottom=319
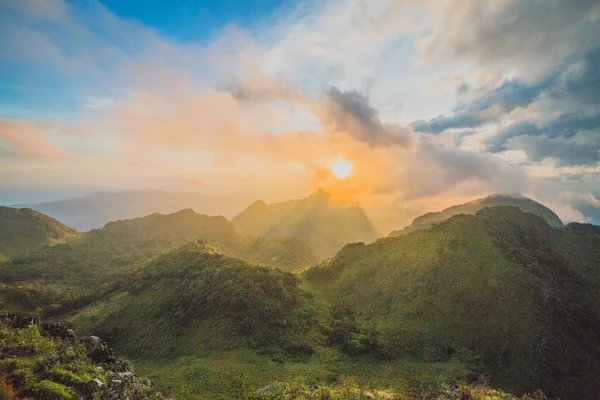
left=232, top=193, right=378, bottom=259
left=0, top=206, right=78, bottom=261
left=390, top=193, right=563, bottom=236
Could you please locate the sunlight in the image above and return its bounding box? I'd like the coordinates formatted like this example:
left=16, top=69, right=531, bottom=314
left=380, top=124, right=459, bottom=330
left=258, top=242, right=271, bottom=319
left=330, top=157, right=353, bottom=179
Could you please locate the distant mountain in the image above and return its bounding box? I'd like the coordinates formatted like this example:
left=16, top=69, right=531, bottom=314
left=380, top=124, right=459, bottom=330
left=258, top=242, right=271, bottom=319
left=26, top=190, right=255, bottom=231
left=0, top=208, right=315, bottom=314
left=232, top=192, right=379, bottom=259
left=306, top=206, right=600, bottom=400
left=389, top=194, right=563, bottom=236
left=0, top=206, right=77, bottom=262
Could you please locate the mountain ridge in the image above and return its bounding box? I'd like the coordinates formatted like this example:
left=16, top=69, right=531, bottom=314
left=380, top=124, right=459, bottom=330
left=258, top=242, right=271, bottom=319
left=232, top=192, right=379, bottom=259
left=0, top=206, right=78, bottom=262
left=389, top=194, right=563, bottom=236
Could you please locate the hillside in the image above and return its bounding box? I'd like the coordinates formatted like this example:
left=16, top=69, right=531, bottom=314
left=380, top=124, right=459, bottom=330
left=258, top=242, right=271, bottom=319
left=27, top=190, right=254, bottom=231
left=389, top=194, right=563, bottom=236
left=0, top=206, right=77, bottom=262
left=306, top=206, right=600, bottom=400
left=68, top=241, right=316, bottom=359
left=0, top=313, right=543, bottom=400
left=0, top=313, right=166, bottom=399
left=232, top=192, right=379, bottom=259
left=0, top=209, right=315, bottom=315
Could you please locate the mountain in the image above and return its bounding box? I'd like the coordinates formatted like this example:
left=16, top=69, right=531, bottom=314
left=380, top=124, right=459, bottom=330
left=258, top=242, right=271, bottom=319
left=1, top=200, right=597, bottom=400
left=232, top=192, right=379, bottom=259
left=0, top=208, right=315, bottom=315
left=68, top=241, right=315, bottom=359
left=306, top=206, right=600, bottom=400
left=389, top=194, right=564, bottom=236
left=26, top=190, right=255, bottom=231
left=0, top=206, right=77, bottom=262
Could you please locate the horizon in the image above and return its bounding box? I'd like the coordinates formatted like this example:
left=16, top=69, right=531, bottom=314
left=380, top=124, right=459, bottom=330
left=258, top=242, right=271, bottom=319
left=1, top=0, right=600, bottom=226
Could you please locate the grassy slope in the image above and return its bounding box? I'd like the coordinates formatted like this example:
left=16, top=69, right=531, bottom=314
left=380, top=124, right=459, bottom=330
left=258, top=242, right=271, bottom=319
left=68, top=241, right=316, bottom=356
left=0, top=206, right=77, bottom=262
left=0, top=209, right=315, bottom=314
left=306, top=207, right=600, bottom=400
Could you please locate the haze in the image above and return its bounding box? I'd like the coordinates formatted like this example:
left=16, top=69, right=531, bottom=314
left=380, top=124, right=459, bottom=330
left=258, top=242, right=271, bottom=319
left=1, top=0, right=600, bottom=229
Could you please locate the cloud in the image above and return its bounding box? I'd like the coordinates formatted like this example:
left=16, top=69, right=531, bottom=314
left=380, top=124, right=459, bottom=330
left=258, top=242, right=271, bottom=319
left=0, top=117, right=68, bottom=159
left=321, top=87, right=414, bottom=147
left=488, top=113, right=600, bottom=153
left=413, top=79, right=551, bottom=134
left=392, top=141, right=529, bottom=201
left=419, top=0, right=600, bottom=80
left=506, top=132, right=600, bottom=167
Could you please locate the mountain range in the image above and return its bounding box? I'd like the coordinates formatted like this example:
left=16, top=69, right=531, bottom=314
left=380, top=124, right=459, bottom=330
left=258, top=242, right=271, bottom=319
left=390, top=194, right=564, bottom=236
left=232, top=191, right=379, bottom=259
left=21, top=190, right=256, bottom=231
left=0, top=193, right=598, bottom=400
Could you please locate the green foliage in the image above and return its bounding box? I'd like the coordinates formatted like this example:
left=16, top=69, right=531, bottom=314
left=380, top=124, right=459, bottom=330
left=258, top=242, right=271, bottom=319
left=0, top=209, right=316, bottom=315
left=0, top=314, right=165, bottom=400
left=242, top=378, right=545, bottom=400
left=305, top=206, right=600, bottom=400
left=72, top=241, right=317, bottom=358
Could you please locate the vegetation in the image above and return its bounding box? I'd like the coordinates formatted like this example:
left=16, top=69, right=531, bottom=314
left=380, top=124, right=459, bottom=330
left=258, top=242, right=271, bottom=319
left=306, top=207, right=600, bottom=400
left=0, top=203, right=598, bottom=400
left=0, top=313, right=165, bottom=399
left=0, top=209, right=315, bottom=315
left=0, top=207, right=77, bottom=263
left=389, top=194, right=564, bottom=236
left=68, top=241, right=316, bottom=358
left=244, top=378, right=548, bottom=400
left=232, top=192, right=379, bottom=260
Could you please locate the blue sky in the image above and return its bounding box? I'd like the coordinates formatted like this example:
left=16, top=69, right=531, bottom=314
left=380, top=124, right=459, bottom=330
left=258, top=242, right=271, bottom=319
left=1, top=0, right=600, bottom=225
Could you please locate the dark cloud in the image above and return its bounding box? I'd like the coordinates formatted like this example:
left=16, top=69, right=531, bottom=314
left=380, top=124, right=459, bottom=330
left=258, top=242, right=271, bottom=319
left=413, top=79, right=550, bottom=134
left=554, top=47, right=600, bottom=105
left=323, top=87, right=414, bottom=147
left=508, top=134, right=600, bottom=167
left=487, top=114, right=600, bottom=153
left=416, top=45, right=600, bottom=151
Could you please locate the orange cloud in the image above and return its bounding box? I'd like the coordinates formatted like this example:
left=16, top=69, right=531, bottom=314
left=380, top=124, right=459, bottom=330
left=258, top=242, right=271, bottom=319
left=0, top=118, right=69, bottom=159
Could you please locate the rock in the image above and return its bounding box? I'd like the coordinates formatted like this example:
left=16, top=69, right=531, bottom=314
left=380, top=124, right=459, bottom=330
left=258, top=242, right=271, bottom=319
left=308, top=385, right=318, bottom=391
left=117, top=371, right=135, bottom=379
left=258, top=385, right=271, bottom=392
left=92, top=378, right=105, bottom=388
left=88, top=336, right=101, bottom=345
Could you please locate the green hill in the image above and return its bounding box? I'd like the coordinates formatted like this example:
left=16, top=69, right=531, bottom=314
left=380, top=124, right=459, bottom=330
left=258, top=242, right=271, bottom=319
left=232, top=192, right=379, bottom=259
left=68, top=240, right=316, bottom=359
left=389, top=194, right=564, bottom=236
left=0, top=209, right=315, bottom=315
left=306, top=206, right=599, bottom=400
left=0, top=206, right=77, bottom=262
left=0, top=203, right=596, bottom=400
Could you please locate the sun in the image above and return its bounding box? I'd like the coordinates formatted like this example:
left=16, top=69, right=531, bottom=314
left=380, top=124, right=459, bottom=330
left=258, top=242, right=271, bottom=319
left=330, top=157, right=353, bottom=179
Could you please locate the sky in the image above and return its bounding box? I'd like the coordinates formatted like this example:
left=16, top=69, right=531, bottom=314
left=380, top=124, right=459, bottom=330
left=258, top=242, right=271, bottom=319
left=1, top=0, right=600, bottom=226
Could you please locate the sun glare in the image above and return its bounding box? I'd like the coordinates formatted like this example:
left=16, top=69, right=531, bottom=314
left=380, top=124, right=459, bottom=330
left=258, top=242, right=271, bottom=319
left=330, top=157, right=353, bottom=179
